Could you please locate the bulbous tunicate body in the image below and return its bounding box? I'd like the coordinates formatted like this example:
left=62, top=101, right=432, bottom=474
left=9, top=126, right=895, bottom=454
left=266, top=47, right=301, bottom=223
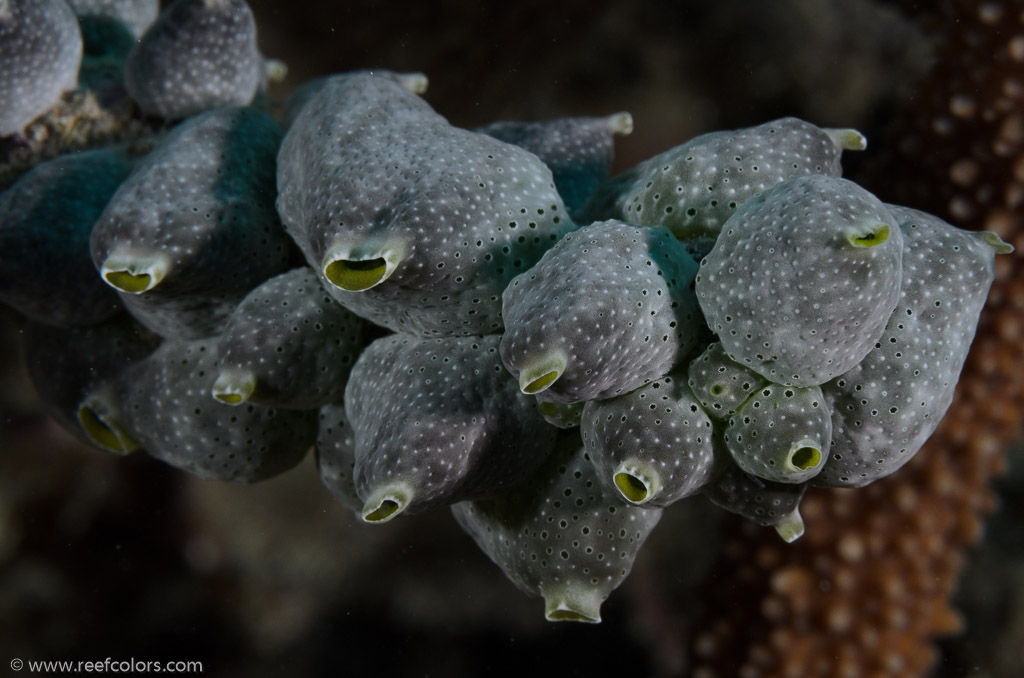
left=581, top=371, right=717, bottom=507
left=345, top=334, right=558, bottom=522
left=90, top=106, right=293, bottom=340
left=816, top=206, right=1011, bottom=487
left=276, top=72, right=574, bottom=336
left=452, top=433, right=663, bottom=623
left=124, top=0, right=263, bottom=119
left=696, top=174, right=903, bottom=387
left=500, top=220, right=701, bottom=404
left=0, top=0, right=83, bottom=137
left=122, top=339, right=317, bottom=482
left=583, top=117, right=864, bottom=243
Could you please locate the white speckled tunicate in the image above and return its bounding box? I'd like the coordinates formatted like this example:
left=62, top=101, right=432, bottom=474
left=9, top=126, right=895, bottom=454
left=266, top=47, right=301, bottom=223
left=452, top=433, right=663, bottom=623
left=90, top=106, right=293, bottom=340
left=276, top=72, right=574, bottom=336
left=583, top=117, right=865, bottom=243
left=724, top=384, right=832, bottom=484
left=124, top=0, right=262, bottom=119
left=345, top=334, right=558, bottom=522
left=121, top=339, right=318, bottom=482
left=696, top=174, right=903, bottom=387
left=212, top=267, right=364, bottom=409
left=580, top=371, right=717, bottom=507
left=705, top=463, right=808, bottom=542
left=816, top=205, right=1012, bottom=487
left=500, top=219, right=702, bottom=404
left=686, top=341, right=768, bottom=421
left=0, top=0, right=83, bottom=137
left=477, top=112, right=633, bottom=219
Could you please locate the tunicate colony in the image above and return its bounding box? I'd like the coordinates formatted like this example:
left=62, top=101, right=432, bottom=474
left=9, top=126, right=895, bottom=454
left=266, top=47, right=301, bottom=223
left=0, top=0, right=1013, bottom=623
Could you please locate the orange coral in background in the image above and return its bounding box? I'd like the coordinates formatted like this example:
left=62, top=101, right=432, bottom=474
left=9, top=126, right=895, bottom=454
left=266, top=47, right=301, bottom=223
left=690, top=2, right=1024, bottom=676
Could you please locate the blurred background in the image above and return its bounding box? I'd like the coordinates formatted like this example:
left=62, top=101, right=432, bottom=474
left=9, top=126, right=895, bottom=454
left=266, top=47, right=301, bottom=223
left=2, top=1, right=1022, bottom=676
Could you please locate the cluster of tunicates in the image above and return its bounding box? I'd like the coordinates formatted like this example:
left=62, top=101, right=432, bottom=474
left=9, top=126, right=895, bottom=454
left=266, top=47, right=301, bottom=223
left=0, top=0, right=1013, bottom=624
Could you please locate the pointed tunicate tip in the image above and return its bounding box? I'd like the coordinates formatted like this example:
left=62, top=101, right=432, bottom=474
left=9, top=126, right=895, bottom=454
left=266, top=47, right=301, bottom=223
left=773, top=507, right=806, bottom=543
left=77, top=404, right=139, bottom=455
left=542, top=585, right=603, bottom=623
left=361, top=486, right=412, bottom=524
left=396, top=72, right=429, bottom=94
left=265, top=59, right=288, bottom=84
left=979, top=231, right=1014, bottom=254
left=324, top=257, right=388, bottom=291
left=211, top=369, right=257, bottom=406
left=100, top=255, right=169, bottom=294
left=825, top=127, right=867, bottom=151
left=518, top=351, right=568, bottom=395
left=607, top=112, right=634, bottom=136
left=845, top=223, right=890, bottom=248
left=789, top=445, right=822, bottom=472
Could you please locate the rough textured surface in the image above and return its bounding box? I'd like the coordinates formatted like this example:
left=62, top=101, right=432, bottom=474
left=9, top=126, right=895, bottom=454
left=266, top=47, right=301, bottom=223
left=724, top=384, right=831, bottom=484
left=581, top=371, right=717, bottom=507
left=818, top=205, right=1006, bottom=487
left=90, top=106, right=292, bottom=339
left=696, top=175, right=903, bottom=387
left=213, top=267, right=364, bottom=409
left=687, top=341, right=768, bottom=421
left=122, top=339, right=317, bottom=482
left=0, top=0, right=83, bottom=137
left=345, top=334, right=558, bottom=520
left=500, top=220, right=701, bottom=403
left=477, top=113, right=632, bottom=219
left=452, top=432, right=663, bottom=623
left=124, top=0, right=263, bottom=119
left=277, top=72, right=573, bottom=336
left=583, top=117, right=859, bottom=242
left=0, top=148, right=132, bottom=327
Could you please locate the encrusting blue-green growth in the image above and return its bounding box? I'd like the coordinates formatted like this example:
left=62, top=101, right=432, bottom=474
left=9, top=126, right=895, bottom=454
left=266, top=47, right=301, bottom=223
left=121, top=338, right=318, bottom=482
left=124, top=0, right=264, bottom=119
left=724, top=384, right=832, bottom=484
left=816, top=205, right=1013, bottom=487
left=68, top=0, right=159, bottom=39
left=0, top=0, right=83, bottom=137
left=696, top=174, right=903, bottom=387
left=582, top=117, right=866, bottom=244
left=344, top=333, right=558, bottom=523
left=0, top=148, right=134, bottom=327
left=452, top=431, right=663, bottom=623
left=24, top=314, right=159, bottom=455
left=580, top=371, right=717, bottom=507
left=705, top=462, right=808, bottom=543
left=500, top=219, right=701, bottom=403
left=686, top=341, right=768, bottom=421
left=276, top=72, right=574, bottom=336
left=211, top=267, right=364, bottom=409
left=90, top=106, right=293, bottom=340
left=315, top=403, right=361, bottom=515
left=476, top=112, right=634, bottom=219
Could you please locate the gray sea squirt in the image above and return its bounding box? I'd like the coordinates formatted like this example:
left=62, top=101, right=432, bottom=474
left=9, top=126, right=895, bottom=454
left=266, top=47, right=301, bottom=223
left=500, top=219, right=701, bottom=403
left=90, top=106, right=293, bottom=340
left=0, top=0, right=83, bottom=137
left=276, top=72, right=575, bottom=336
left=345, top=334, right=559, bottom=523
left=124, top=0, right=264, bottom=119
left=0, top=0, right=1013, bottom=624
